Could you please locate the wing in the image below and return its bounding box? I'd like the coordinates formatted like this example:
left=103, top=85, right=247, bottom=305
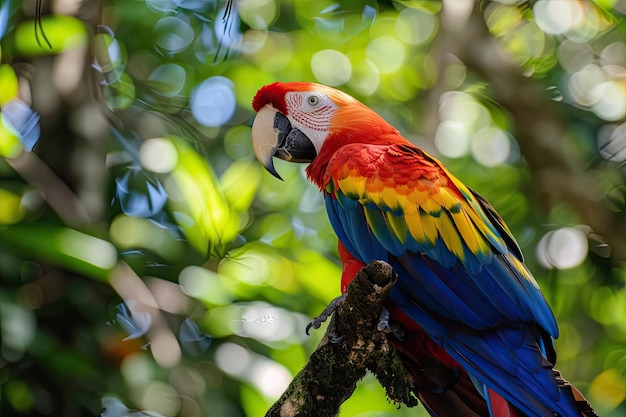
left=324, top=142, right=556, bottom=334
left=324, top=143, right=579, bottom=417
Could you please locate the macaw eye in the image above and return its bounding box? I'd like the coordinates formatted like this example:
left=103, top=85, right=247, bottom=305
left=307, top=94, right=321, bottom=107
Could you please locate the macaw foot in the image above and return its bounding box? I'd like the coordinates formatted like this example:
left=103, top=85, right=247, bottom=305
left=305, top=294, right=347, bottom=336
left=377, top=307, right=406, bottom=341
left=377, top=306, right=391, bottom=332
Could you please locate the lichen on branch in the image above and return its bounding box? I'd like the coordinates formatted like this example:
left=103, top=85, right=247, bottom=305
left=265, top=261, right=418, bottom=417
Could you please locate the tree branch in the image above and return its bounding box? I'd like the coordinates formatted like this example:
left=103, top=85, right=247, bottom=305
left=265, top=261, right=418, bottom=417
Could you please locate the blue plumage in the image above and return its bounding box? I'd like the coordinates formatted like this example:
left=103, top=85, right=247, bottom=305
left=250, top=81, right=593, bottom=417
left=325, top=186, right=580, bottom=417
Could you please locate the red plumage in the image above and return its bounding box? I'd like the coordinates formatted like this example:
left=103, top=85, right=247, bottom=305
left=251, top=81, right=597, bottom=417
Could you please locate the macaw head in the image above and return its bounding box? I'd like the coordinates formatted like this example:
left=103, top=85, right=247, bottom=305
left=251, top=82, right=398, bottom=181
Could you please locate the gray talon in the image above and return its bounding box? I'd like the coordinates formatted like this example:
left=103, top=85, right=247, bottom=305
left=306, top=294, right=347, bottom=335
left=377, top=307, right=392, bottom=333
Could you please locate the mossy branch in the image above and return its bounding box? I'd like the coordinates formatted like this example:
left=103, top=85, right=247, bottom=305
left=265, top=261, right=418, bottom=417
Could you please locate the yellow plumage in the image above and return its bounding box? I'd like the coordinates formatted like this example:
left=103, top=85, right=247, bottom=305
left=435, top=211, right=465, bottom=261
left=405, top=212, right=426, bottom=243
left=451, top=210, right=490, bottom=255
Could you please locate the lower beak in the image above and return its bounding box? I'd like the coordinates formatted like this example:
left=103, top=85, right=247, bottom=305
left=251, top=106, right=317, bottom=180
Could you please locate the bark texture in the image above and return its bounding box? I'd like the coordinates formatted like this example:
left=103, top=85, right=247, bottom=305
left=265, top=261, right=418, bottom=417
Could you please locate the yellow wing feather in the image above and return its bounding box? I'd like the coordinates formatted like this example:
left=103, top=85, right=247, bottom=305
left=326, top=143, right=510, bottom=265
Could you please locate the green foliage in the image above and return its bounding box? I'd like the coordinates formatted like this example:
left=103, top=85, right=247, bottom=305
left=0, top=1, right=625, bottom=416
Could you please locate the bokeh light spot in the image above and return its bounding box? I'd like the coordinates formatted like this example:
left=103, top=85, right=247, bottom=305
left=215, top=342, right=252, bottom=377
left=145, top=0, right=177, bottom=13
left=173, top=0, right=210, bottom=11
left=589, top=368, right=626, bottom=413
left=366, top=36, right=405, bottom=74
left=567, top=64, right=605, bottom=107
left=395, top=8, right=437, bottom=45
left=565, top=2, right=600, bottom=43
left=219, top=248, right=270, bottom=286
left=154, top=16, right=194, bottom=53
left=237, top=302, right=294, bottom=343
left=141, top=381, right=181, bottom=417
left=148, top=64, right=187, bottom=97
left=250, top=360, right=291, bottom=399
left=247, top=31, right=292, bottom=72
left=241, top=29, right=268, bottom=55
left=190, top=76, right=236, bottom=127
left=120, top=353, right=153, bottom=388
left=471, top=127, right=511, bottom=167
left=435, top=121, right=470, bottom=158
left=224, top=125, right=254, bottom=160
left=178, top=266, right=233, bottom=306
left=347, top=59, right=379, bottom=96
left=238, top=0, right=277, bottom=30
left=598, top=122, right=626, bottom=162
left=0, top=303, right=35, bottom=359
left=536, top=227, right=588, bottom=269
left=592, top=80, right=626, bottom=121
left=557, top=40, right=593, bottom=73
left=438, top=91, right=488, bottom=126
left=311, top=49, right=352, bottom=86
left=533, top=0, right=584, bottom=35
left=601, top=42, right=626, bottom=67
left=140, top=138, right=178, bottom=173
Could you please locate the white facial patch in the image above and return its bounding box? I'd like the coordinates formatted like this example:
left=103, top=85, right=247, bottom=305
left=284, top=91, right=337, bottom=153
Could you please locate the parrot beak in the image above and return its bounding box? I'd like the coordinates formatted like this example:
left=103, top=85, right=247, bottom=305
left=251, top=106, right=317, bottom=181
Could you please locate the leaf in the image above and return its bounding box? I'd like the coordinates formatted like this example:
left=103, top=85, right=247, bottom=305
left=168, top=136, right=239, bottom=256
left=220, top=159, right=261, bottom=213
left=14, top=15, right=88, bottom=56
left=0, top=224, right=117, bottom=281
left=0, top=117, right=22, bottom=158
left=0, top=188, right=24, bottom=224
left=0, top=64, right=18, bottom=105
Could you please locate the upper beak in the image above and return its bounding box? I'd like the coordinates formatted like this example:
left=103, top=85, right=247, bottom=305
left=251, top=106, right=317, bottom=180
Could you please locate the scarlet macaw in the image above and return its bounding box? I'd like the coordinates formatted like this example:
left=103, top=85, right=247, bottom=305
left=250, top=82, right=595, bottom=417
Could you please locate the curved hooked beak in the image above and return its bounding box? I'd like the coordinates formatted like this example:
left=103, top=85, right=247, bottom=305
left=251, top=106, right=317, bottom=181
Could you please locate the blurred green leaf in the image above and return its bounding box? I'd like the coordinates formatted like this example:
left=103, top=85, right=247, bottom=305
left=220, top=159, right=261, bottom=213
left=0, top=64, right=18, bottom=105
left=0, top=188, right=24, bottom=224
left=5, top=380, right=34, bottom=414
left=0, top=115, right=23, bottom=158
left=14, top=15, right=88, bottom=56
left=0, top=225, right=117, bottom=281
left=168, top=136, right=239, bottom=256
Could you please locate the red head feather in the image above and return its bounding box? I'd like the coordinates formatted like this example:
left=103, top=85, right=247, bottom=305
left=252, top=82, right=407, bottom=187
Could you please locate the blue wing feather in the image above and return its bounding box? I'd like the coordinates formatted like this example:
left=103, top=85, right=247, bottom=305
left=323, top=149, right=579, bottom=416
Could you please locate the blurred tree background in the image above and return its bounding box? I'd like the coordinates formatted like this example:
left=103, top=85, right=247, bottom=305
left=0, top=0, right=625, bottom=416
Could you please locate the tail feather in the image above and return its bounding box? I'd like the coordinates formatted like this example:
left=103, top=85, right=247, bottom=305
left=553, top=369, right=598, bottom=417
left=388, top=313, right=490, bottom=416
left=387, top=310, right=598, bottom=417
